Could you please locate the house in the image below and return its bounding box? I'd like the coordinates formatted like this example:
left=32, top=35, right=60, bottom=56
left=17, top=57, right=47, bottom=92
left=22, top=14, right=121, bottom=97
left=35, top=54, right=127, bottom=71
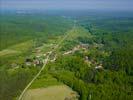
left=25, top=58, right=32, bottom=66
left=11, top=63, right=19, bottom=68
left=43, top=53, right=46, bottom=56
left=25, top=57, right=43, bottom=67
left=85, top=56, right=89, bottom=61
left=33, top=58, right=43, bottom=66
left=35, top=48, right=41, bottom=53
left=63, top=51, right=73, bottom=55
left=95, top=64, right=103, bottom=69
left=79, top=43, right=89, bottom=49
left=50, top=54, right=57, bottom=62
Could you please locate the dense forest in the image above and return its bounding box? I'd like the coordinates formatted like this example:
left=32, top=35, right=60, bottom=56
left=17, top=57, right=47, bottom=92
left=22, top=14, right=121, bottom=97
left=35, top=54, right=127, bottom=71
left=0, top=14, right=73, bottom=50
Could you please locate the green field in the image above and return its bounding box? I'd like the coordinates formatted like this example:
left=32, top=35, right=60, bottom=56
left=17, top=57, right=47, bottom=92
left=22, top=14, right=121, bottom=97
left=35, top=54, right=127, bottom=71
left=23, top=85, right=78, bottom=100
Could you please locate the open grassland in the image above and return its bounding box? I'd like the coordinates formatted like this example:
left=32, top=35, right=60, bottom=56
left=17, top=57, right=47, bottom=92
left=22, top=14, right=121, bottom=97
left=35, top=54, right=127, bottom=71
left=23, top=85, right=78, bottom=100
left=0, top=40, right=34, bottom=69
left=67, top=26, right=92, bottom=40
left=30, top=74, right=63, bottom=89
left=0, top=40, right=33, bottom=57
left=0, top=49, right=20, bottom=56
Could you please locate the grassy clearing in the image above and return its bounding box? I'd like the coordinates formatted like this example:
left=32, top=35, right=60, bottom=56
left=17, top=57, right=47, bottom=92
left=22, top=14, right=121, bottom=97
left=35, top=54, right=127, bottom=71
left=0, top=40, right=33, bottom=57
left=67, top=27, right=92, bottom=40
left=0, top=49, right=20, bottom=56
left=23, top=85, right=78, bottom=100
left=9, top=40, right=34, bottom=52
left=0, top=40, right=34, bottom=68
left=30, top=74, right=63, bottom=89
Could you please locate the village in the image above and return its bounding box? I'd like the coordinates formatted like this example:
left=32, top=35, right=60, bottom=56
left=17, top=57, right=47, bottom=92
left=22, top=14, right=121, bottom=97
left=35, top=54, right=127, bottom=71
left=23, top=42, right=103, bottom=71
left=10, top=42, right=103, bottom=71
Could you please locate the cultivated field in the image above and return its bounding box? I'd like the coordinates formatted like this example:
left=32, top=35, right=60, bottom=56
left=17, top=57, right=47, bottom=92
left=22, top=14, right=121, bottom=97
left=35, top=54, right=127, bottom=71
left=22, top=85, right=78, bottom=100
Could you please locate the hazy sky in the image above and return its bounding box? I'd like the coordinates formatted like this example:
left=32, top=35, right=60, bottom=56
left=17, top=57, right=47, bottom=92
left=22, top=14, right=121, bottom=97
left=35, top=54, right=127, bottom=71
left=1, top=0, right=133, bottom=11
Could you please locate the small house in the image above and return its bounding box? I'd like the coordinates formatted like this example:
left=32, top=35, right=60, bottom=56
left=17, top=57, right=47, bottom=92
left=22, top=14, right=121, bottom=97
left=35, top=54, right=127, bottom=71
left=25, top=58, right=32, bottom=66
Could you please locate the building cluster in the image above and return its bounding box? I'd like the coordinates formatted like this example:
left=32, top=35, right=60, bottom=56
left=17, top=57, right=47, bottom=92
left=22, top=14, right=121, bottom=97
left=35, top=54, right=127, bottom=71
left=25, top=57, right=43, bottom=67
left=63, top=43, right=89, bottom=55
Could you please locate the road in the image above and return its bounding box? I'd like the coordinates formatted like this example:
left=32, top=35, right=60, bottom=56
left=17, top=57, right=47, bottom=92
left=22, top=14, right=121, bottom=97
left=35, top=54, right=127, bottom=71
left=18, top=20, right=76, bottom=100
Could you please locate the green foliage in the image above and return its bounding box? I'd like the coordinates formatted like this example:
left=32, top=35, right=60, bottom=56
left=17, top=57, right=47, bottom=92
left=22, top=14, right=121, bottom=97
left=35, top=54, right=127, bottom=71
left=1, top=13, right=133, bottom=100
left=104, top=47, right=133, bottom=75
left=60, top=40, right=78, bottom=51
left=51, top=71, right=89, bottom=100
left=0, top=15, right=73, bottom=50
left=0, top=68, right=37, bottom=100
left=0, top=14, right=73, bottom=100
left=30, top=74, right=62, bottom=89
left=78, top=16, right=133, bottom=100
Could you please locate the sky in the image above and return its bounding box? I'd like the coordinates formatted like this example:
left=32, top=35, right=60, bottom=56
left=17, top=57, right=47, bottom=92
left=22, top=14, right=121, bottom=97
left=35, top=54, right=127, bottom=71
left=0, top=0, right=133, bottom=11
